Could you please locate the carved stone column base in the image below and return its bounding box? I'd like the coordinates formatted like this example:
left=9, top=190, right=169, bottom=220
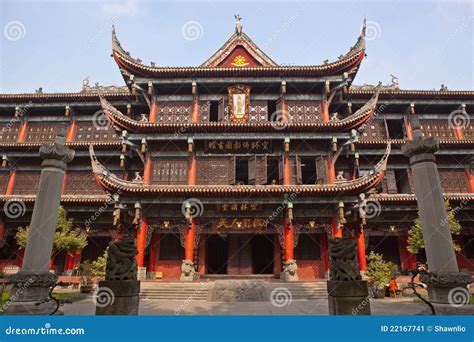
left=280, top=259, right=298, bottom=281
left=2, top=272, right=62, bottom=316
left=418, top=303, right=474, bottom=316
left=327, top=280, right=371, bottom=315
left=180, top=260, right=195, bottom=282
left=137, top=267, right=147, bottom=280
left=420, top=271, right=472, bottom=304
left=95, top=280, right=140, bottom=315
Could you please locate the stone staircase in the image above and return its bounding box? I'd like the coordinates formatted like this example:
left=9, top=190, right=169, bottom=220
left=140, top=280, right=328, bottom=301
left=140, top=281, right=212, bottom=301
left=269, top=281, right=328, bottom=300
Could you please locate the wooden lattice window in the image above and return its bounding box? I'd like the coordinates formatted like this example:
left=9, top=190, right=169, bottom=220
left=197, top=157, right=235, bottom=185
left=285, top=101, right=321, bottom=123
left=156, top=101, right=192, bottom=124
left=464, top=121, right=474, bottom=139
left=439, top=170, right=469, bottom=193
left=248, top=101, right=268, bottom=122
left=0, top=123, right=21, bottom=142
left=65, top=171, right=104, bottom=195
left=0, top=172, right=10, bottom=194
left=25, top=123, right=58, bottom=143
left=248, top=155, right=267, bottom=185
left=360, top=119, right=387, bottom=140
left=75, top=122, right=119, bottom=141
left=13, top=172, right=40, bottom=195
left=151, top=159, right=188, bottom=185
left=199, top=102, right=210, bottom=123
left=420, top=119, right=456, bottom=139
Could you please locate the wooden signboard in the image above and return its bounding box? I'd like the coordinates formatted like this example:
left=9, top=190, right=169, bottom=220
left=228, top=85, right=251, bottom=122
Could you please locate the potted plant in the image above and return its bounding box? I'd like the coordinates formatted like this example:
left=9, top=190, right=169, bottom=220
left=77, top=250, right=107, bottom=294
left=366, top=251, right=397, bottom=299
left=78, top=260, right=94, bottom=293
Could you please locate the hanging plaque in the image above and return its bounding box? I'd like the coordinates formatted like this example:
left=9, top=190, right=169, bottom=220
left=228, top=85, right=250, bottom=122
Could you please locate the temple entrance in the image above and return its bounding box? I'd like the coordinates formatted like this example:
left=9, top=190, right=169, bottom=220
left=206, top=234, right=228, bottom=274
left=251, top=234, right=274, bottom=274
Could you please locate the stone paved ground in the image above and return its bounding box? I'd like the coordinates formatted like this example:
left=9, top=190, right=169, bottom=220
left=62, top=297, right=428, bottom=316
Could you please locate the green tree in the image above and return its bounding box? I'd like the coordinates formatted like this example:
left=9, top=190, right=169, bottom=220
left=407, top=200, right=461, bottom=254
left=16, top=206, right=88, bottom=262
left=366, top=251, right=398, bottom=288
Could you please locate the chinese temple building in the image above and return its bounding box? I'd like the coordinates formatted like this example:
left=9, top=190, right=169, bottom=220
left=0, top=19, right=473, bottom=280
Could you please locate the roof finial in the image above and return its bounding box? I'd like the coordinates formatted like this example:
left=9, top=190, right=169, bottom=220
left=234, top=14, right=242, bottom=35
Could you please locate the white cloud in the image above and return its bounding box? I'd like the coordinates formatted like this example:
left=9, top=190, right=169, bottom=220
left=100, top=0, right=139, bottom=17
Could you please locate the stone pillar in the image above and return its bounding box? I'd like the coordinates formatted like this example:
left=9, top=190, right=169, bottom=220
left=5, top=126, right=74, bottom=315
left=402, top=117, right=472, bottom=304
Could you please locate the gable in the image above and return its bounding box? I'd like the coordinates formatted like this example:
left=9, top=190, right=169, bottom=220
left=218, top=45, right=262, bottom=67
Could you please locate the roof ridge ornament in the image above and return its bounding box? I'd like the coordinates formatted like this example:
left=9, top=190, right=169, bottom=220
left=234, top=14, right=242, bottom=35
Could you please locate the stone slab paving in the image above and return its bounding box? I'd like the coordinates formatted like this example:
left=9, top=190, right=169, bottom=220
left=62, top=297, right=430, bottom=316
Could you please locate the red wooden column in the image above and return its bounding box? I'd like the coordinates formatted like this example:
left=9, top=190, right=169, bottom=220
left=17, top=120, right=28, bottom=143
left=280, top=81, right=288, bottom=123
left=397, top=235, right=416, bottom=271
left=405, top=104, right=414, bottom=140
left=6, top=170, right=16, bottom=195
left=64, top=249, right=81, bottom=273
left=184, top=219, right=196, bottom=262
left=183, top=138, right=198, bottom=276
left=148, top=232, right=159, bottom=272
left=321, top=81, right=330, bottom=123
left=283, top=217, right=295, bottom=261
left=149, top=96, right=158, bottom=123
left=356, top=224, right=367, bottom=272
left=320, top=231, right=329, bottom=277
left=453, top=106, right=465, bottom=140
left=466, top=161, right=474, bottom=193
left=191, top=81, right=199, bottom=123
left=136, top=217, right=148, bottom=267
left=0, top=217, right=5, bottom=245
left=66, top=119, right=76, bottom=143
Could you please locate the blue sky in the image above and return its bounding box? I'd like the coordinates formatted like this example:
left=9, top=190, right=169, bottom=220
left=0, top=0, right=472, bottom=93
